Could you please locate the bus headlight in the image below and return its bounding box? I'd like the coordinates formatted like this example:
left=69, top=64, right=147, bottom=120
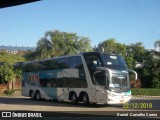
left=108, top=93, right=115, bottom=97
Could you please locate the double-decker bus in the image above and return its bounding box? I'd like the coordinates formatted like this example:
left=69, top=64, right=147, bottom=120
left=21, top=52, right=137, bottom=105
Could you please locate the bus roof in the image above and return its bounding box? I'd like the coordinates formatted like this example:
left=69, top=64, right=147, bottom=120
left=23, top=53, right=83, bottom=65
left=22, top=52, right=120, bottom=65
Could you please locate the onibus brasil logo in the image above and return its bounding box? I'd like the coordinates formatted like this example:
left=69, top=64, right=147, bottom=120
left=28, top=73, right=39, bottom=86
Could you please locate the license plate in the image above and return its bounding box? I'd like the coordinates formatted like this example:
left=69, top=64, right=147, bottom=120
left=120, top=100, right=124, bottom=102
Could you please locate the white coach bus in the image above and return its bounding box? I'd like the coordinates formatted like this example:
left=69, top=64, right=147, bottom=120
left=21, top=52, right=137, bottom=105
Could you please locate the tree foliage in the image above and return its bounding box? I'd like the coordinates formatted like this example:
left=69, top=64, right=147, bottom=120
left=154, top=39, right=160, bottom=50
left=0, top=50, right=25, bottom=65
left=0, top=50, right=25, bottom=88
left=135, top=51, right=160, bottom=88
left=0, top=63, right=14, bottom=89
left=128, top=42, right=146, bottom=62
left=25, top=30, right=92, bottom=60
left=150, top=52, right=160, bottom=88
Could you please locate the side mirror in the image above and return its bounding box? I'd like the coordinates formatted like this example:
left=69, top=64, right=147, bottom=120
left=128, top=69, right=137, bottom=80
left=96, top=67, right=110, bottom=74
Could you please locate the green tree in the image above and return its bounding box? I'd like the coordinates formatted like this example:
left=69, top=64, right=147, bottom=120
left=154, top=40, right=160, bottom=51
left=25, top=30, right=92, bottom=60
left=0, top=63, right=15, bottom=89
left=13, top=62, right=23, bottom=80
left=135, top=50, right=160, bottom=88
left=150, top=51, right=160, bottom=88
left=96, top=38, right=117, bottom=53
left=128, top=42, right=146, bottom=62
left=74, top=36, right=93, bottom=53
left=116, top=43, right=127, bottom=57
left=95, top=38, right=127, bottom=56
left=0, top=50, right=25, bottom=65
left=23, top=50, right=38, bottom=61
left=36, top=37, right=52, bottom=59
left=48, top=30, right=77, bottom=56
left=125, top=51, right=134, bottom=69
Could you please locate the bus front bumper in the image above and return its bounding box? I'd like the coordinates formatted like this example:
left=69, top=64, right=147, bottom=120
left=107, top=95, right=131, bottom=105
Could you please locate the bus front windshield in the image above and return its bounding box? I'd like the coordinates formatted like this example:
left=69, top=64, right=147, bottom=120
left=109, top=73, right=130, bottom=92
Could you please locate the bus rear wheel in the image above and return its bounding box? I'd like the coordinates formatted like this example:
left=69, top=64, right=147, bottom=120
left=30, top=91, right=35, bottom=100
left=71, top=93, right=78, bottom=104
left=82, top=93, right=89, bottom=105
left=35, top=91, right=41, bottom=101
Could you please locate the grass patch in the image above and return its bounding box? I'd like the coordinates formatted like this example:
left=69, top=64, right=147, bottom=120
left=4, top=89, right=15, bottom=95
left=0, top=89, right=21, bottom=96
left=131, top=88, right=160, bottom=96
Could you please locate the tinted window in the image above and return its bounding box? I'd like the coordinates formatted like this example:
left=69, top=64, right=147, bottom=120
left=39, top=77, right=87, bottom=88
left=83, top=53, right=103, bottom=84
left=39, top=56, right=88, bottom=88
left=57, top=58, right=70, bottom=69
left=69, top=56, right=85, bottom=69
left=69, top=56, right=86, bottom=81
left=101, top=54, right=127, bottom=70
left=42, top=59, right=58, bottom=70
left=22, top=62, right=36, bottom=72
left=23, top=56, right=88, bottom=88
left=23, top=62, right=44, bottom=72
left=69, top=56, right=82, bottom=68
left=94, top=71, right=106, bottom=86
left=22, top=58, right=69, bottom=72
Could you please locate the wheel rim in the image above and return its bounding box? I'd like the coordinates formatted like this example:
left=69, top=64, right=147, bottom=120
left=71, top=94, right=76, bottom=103
left=36, top=92, right=41, bottom=100
left=82, top=94, right=88, bottom=104
left=31, top=92, right=34, bottom=100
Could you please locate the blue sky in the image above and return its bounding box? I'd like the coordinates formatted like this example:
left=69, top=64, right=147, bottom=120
left=0, top=0, right=160, bottom=49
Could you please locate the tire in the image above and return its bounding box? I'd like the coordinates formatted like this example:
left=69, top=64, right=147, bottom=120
left=30, top=91, right=35, bottom=100
left=71, top=93, right=78, bottom=104
left=35, top=91, right=41, bottom=101
left=82, top=93, right=89, bottom=105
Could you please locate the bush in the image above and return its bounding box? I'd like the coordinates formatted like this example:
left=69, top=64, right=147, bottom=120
left=4, top=89, right=15, bottom=95
left=131, top=88, right=160, bottom=96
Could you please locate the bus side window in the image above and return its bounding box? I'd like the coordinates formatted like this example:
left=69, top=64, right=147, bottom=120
left=57, top=58, right=70, bottom=69
left=69, top=56, right=86, bottom=79
left=23, top=63, right=32, bottom=72
left=69, top=57, right=77, bottom=68
left=69, top=56, right=87, bottom=88
left=94, top=71, right=106, bottom=86
left=83, top=53, right=104, bottom=85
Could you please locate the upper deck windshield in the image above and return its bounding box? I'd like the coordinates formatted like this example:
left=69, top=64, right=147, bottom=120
left=101, top=54, right=127, bottom=71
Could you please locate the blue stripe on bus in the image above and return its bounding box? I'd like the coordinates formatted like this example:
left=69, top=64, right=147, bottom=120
left=42, top=87, right=57, bottom=99
left=22, top=69, right=63, bottom=80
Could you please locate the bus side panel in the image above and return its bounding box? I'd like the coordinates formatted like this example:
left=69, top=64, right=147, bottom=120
left=41, top=87, right=57, bottom=99
left=95, top=86, right=108, bottom=104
